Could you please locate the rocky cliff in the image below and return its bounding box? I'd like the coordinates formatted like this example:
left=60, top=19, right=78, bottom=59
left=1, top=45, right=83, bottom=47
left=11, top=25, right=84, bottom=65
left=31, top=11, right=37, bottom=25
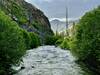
left=0, top=0, right=53, bottom=41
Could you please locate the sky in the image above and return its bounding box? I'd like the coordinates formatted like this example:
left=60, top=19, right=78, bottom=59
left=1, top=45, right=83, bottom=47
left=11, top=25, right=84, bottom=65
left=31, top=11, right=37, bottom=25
left=25, top=0, right=100, bottom=21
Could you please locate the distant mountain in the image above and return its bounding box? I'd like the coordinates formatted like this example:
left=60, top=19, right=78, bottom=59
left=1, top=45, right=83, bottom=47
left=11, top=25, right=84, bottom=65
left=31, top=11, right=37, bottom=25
left=50, top=19, right=79, bottom=33
left=50, top=19, right=65, bottom=25
left=50, top=19, right=66, bottom=33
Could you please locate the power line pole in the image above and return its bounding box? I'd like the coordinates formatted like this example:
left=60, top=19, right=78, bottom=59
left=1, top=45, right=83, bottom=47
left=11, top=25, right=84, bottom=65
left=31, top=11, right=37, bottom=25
left=66, top=6, right=69, bottom=36
left=66, top=7, right=68, bottom=29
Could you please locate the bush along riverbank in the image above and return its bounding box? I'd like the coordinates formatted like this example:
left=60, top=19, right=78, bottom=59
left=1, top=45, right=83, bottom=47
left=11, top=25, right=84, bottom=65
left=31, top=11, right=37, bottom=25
left=57, top=6, right=100, bottom=74
left=0, top=0, right=54, bottom=74
left=0, top=10, right=41, bottom=75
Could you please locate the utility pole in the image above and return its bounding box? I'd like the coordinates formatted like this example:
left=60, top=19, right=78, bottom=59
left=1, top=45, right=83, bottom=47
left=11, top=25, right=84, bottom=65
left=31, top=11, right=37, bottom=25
left=66, top=6, right=69, bottom=36
left=66, top=7, right=68, bottom=29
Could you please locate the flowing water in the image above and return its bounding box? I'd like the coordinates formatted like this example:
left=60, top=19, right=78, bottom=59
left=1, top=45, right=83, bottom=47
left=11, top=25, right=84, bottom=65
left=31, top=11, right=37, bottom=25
left=13, top=46, right=92, bottom=75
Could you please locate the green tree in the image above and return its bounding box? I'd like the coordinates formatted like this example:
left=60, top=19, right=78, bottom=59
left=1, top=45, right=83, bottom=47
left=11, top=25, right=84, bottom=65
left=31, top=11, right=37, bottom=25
left=0, top=10, right=26, bottom=74
left=22, top=30, right=31, bottom=49
left=70, top=6, right=100, bottom=72
left=29, top=32, right=40, bottom=48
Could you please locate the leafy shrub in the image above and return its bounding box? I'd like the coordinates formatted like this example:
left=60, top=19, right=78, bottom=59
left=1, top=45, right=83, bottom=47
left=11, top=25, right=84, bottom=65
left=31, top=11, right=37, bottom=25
left=69, top=6, right=100, bottom=72
left=32, top=20, right=42, bottom=30
left=60, top=37, right=70, bottom=49
left=45, top=36, right=57, bottom=45
left=45, top=34, right=63, bottom=45
left=29, top=32, right=40, bottom=48
left=55, top=38, right=63, bottom=46
left=22, top=30, right=31, bottom=49
left=19, top=17, right=28, bottom=24
left=11, top=2, right=28, bottom=24
left=0, top=10, right=26, bottom=74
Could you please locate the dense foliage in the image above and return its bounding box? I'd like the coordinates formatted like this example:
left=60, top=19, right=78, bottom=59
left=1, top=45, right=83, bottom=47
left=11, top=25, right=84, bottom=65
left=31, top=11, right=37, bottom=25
left=71, top=7, right=100, bottom=61
left=29, top=32, right=40, bottom=48
left=0, top=0, right=53, bottom=74
left=0, top=10, right=26, bottom=74
left=60, top=7, right=100, bottom=73
left=45, top=33, right=63, bottom=45
left=22, top=30, right=40, bottom=49
left=60, top=37, right=70, bottom=49
left=0, top=10, right=41, bottom=74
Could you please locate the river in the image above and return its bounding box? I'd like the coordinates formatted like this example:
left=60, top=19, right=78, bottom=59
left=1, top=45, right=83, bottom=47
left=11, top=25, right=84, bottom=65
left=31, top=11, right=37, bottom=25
left=13, top=46, right=93, bottom=75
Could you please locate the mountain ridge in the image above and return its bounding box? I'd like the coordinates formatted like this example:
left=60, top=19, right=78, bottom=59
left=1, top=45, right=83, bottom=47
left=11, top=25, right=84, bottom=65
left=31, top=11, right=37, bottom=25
left=0, top=0, right=53, bottom=40
left=50, top=19, right=79, bottom=33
